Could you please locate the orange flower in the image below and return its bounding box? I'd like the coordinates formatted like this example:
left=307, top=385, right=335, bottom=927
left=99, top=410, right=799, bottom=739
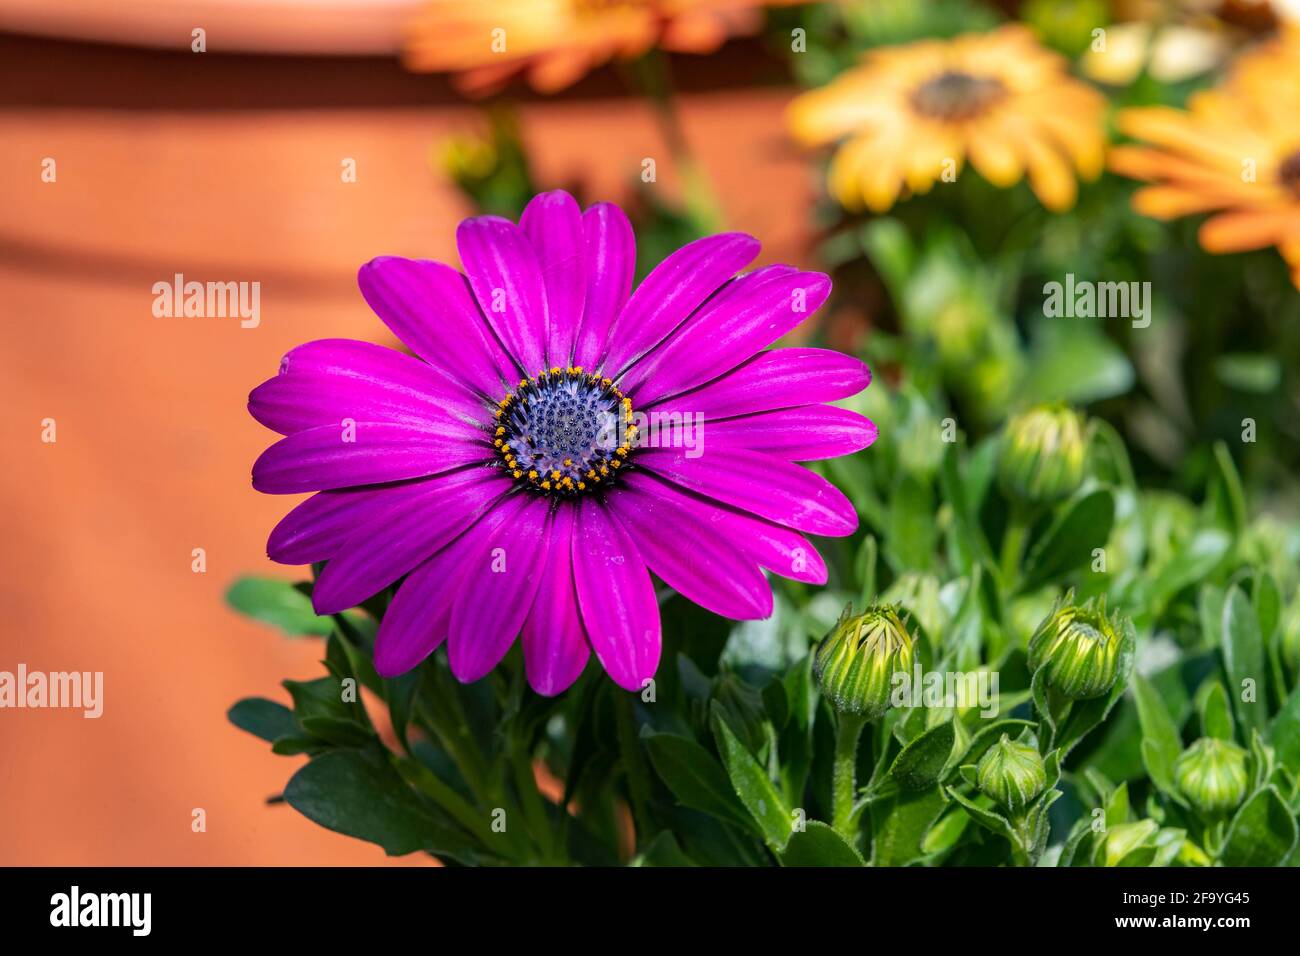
left=787, top=25, right=1107, bottom=213
left=403, top=0, right=803, bottom=94
left=1110, top=27, right=1300, bottom=287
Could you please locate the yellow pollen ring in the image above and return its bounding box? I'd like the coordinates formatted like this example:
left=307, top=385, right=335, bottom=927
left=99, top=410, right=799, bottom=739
left=492, top=366, right=637, bottom=496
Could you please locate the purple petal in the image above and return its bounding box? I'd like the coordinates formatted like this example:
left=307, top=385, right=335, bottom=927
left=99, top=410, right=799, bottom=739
left=373, top=493, right=531, bottom=678
left=521, top=503, right=590, bottom=696
left=571, top=498, right=661, bottom=691
left=268, top=481, right=429, bottom=565
left=667, top=406, right=877, bottom=461
left=606, top=480, right=772, bottom=620
left=572, top=203, right=635, bottom=369
left=456, top=216, right=549, bottom=375
left=645, top=347, right=871, bottom=419
left=312, top=468, right=509, bottom=614
left=520, top=191, right=585, bottom=367
left=447, top=495, right=554, bottom=683
left=357, top=258, right=519, bottom=398
left=635, top=447, right=858, bottom=537
left=620, top=472, right=827, bottom=584
left=252, top=422, right=490, bottom=494
left=623, top=269, right=832, bottom=405
left=601, top=233, right=759, bottom=376
left=245, top=345, right=486, bottom=434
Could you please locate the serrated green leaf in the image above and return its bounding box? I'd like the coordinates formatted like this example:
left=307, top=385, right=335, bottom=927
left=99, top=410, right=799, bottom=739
left=779, top=821, right=866, bottom=866
left=888, top=719, right=956, bottom=792
left=1221, top=786, right=1299, bottom=867
left=642, top=731, right=756, bottom=834
left=713, top=715, right=793, bottom=851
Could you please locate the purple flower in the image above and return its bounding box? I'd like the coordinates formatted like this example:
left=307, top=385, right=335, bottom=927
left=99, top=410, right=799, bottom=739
left=249, top=191, right=875, bottom=695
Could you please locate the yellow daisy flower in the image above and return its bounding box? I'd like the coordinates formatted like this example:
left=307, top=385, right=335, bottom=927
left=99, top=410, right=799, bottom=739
left=403, top=0, right=804, bottom=95
left=787, top=25, right=1108, bottom=213
left=1109, top=27, right=1300, bottom=287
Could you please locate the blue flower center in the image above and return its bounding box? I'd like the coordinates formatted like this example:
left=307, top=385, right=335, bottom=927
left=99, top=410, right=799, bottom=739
left=493, top=367, right=635, bottom=496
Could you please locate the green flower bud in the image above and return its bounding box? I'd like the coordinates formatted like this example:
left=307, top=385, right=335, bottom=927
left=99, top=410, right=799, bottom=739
left=976, top=734, right=1047, bottom=814
left=998, top=403, right=1087, bottom=505
left=1028, top=597, right=1124, bottom=700
left=1174, top=737, right=1249, bottom=817
left=814, top=604, right=915, bottom=721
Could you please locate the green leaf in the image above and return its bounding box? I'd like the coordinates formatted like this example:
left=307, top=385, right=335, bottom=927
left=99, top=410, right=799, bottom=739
left=1016, top=321, right=1135, bottom=406
left=1019, top=489, right=1115, bottom=593
left=920, top=806, right=971, bottom=857
left=1132, top=673, right=1183, bottom=800
left=1222, top=586, right=1267, bottom=736
left=1269, top=685, right=1300, bottom=776
left=1221, top=786, right=1299, bottom=867
left=1214, top=353, right=1281, bottom=393
left=1195, top=680, right=1235, bottom=741
left=284, top=747, right=486, bottom=861
left=633, top=832, right=698, bottom=867
left=225, top=576, right=332, bottom=636
left=227, top=697, right=297, bottom=743
left=1105, top=782, right=1131, bottom=827
left=713, top=714, right=793, bottom=851
left=871, top=788, right=950, bottom=866
left=1204, top=442, right=1247, bottom=535
left=886, top=474, right=936, bottom=573
left=887, top=719, right=956, bottom=792
left=938, top=442, right=993, bottom=573
left=642, top=731, right=756, bottom=834
left=779, top=821, right=866, bottom=867
left=385, top=670, right=422, bottom=753
left=1252, top=572, right=1282, bottom=646
left=945, top=788, right=1013, bottom=841
left=1199, top=584, right=1226, bottom=648
left=859, top=218, right=915, bottom=297
left=1144, top=530, right=1231, bottom=610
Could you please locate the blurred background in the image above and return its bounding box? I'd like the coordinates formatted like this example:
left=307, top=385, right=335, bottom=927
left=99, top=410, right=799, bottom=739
left=1, top=0, right=1297, bottom=864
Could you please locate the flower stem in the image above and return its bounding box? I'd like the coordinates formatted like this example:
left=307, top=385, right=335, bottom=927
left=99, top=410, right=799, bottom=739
left=629, top=50, right=723, bottom=235
left=832, top=711, right=868, bottom=838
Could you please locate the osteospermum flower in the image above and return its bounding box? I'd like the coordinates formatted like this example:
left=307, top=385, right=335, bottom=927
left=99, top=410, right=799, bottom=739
left=403, top=0, right=805, bottom=94
left=249, top=190, right=874, bottom=695
left=1109, top=27, right=1300, bottom=287
left=787, top=25, right=1107, bottom=212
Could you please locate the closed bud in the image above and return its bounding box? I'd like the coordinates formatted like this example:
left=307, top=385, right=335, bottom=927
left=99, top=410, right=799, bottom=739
left=1174, top=737, right=1248, bottom=817
left=998, top=403, right=1087, bottom=505
left=814, top=604, right=914, bottom=720
left=1028, top=597, right=1124, bottom=700
left=976, top=734, right=1047, bottom=814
